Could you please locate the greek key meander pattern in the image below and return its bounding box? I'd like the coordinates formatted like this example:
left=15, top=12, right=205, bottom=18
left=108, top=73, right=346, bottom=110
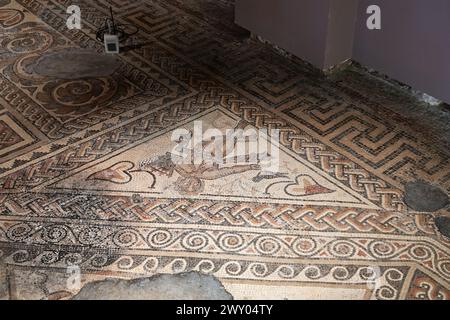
left=0, top=0, right=449, bottom=299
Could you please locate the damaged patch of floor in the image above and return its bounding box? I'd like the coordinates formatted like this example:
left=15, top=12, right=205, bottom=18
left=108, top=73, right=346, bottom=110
left=32, top=49, right=122, bottom=80
left=435, top=217, right=450, bottom=239
left=72, top=272, right=233, bottom=300
left=404, top=181, right=449, bottom=212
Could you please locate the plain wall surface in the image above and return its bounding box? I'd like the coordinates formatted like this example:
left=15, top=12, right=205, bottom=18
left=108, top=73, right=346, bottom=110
left=235, top=0, right=450, bottom=103
left=235, top=0, right=331, bottom=68
left=353, top=0, right=450, bottom=103
left=325, top=0, right=359, bottom=68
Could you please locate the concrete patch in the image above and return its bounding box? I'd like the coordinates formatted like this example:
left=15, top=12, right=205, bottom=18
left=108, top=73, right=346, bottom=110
left=72, top=272, right=233, bottom=300
left=404, top=181, right=449, bottom=212
left=435, top=216, right=450, bottom=238
left=32, top=49, right=121, bottom=80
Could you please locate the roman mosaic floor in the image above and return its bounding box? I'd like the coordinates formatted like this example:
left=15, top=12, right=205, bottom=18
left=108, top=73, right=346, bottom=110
left=0, top=0, right=449, bottom=300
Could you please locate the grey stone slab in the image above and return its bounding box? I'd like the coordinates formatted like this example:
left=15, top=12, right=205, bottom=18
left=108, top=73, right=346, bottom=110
left=32, top=49, right=121, bottom=80
left=404, top=181, right=449, bottom=212
left=435, top=216, right=450, bottom=238
left=72, top=272, right=233, bottom=300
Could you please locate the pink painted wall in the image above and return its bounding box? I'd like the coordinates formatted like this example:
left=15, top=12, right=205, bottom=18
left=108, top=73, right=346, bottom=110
left=325, top=0, right=358, bottom=68
left=235, top=0, right=450, bottom=103
left=235, top=0, right=331, bottom=68
left=353, top=0, right=450, bottom=103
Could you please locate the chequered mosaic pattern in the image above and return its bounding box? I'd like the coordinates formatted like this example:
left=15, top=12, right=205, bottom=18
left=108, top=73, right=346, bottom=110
left=0, top=0, right=449, bottom=300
